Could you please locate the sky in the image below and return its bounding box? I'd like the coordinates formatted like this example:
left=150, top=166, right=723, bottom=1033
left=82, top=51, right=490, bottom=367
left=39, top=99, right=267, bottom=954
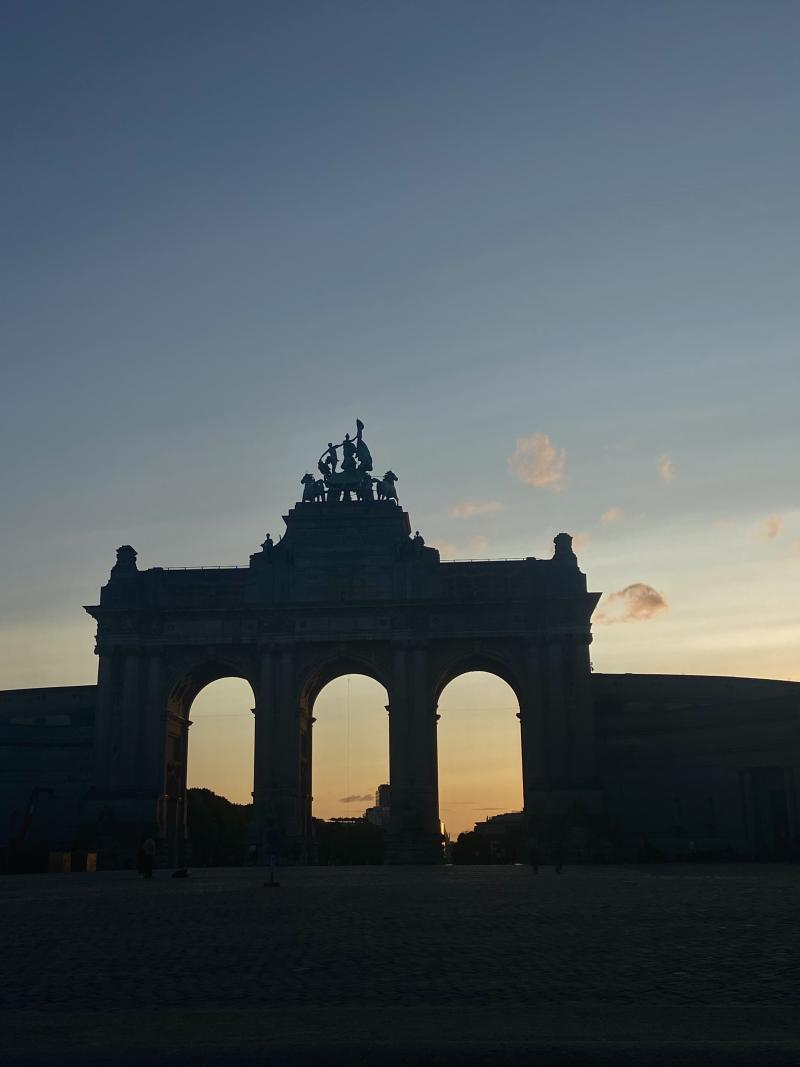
left=2, top=2, right=799, bottom=829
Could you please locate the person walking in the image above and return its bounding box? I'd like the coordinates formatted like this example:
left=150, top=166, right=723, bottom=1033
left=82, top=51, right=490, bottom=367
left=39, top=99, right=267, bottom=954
left=527, top=834, right=540, bottom=875
left=551, top=837, right=565, bottom=875
left=141, top=836, right=156, bottom=879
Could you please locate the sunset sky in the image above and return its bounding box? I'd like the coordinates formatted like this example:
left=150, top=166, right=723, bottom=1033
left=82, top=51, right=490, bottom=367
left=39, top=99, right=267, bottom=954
left=2, top=3, right=798, bottom=833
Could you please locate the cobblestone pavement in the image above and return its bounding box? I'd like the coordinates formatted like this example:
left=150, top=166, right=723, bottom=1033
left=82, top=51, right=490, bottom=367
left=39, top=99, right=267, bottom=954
left=3, top=864, right=800, bottom=1064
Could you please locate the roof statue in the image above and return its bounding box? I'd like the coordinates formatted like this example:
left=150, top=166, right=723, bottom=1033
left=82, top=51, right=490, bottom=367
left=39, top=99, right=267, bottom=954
left=301, top=418, right=398, bottom=504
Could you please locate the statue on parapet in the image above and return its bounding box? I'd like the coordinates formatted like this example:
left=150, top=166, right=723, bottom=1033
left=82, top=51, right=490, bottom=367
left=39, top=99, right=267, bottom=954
left=375, top=470, right=398, bottom=504
left=319, top=442, right=338, bottom=480
left=301, top=473, right=326, bottom=502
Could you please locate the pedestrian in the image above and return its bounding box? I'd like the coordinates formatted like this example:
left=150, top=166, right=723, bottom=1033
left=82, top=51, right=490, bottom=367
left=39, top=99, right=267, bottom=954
left=141, top=836, right=156, bottom=879
left=527, top=834, right=540, bottom=875
left=552, top=838, right=565, bottom=875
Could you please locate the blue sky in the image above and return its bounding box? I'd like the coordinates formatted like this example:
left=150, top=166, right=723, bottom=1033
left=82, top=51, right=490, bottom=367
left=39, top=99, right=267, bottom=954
left=2, top=2, right=799, bottom=707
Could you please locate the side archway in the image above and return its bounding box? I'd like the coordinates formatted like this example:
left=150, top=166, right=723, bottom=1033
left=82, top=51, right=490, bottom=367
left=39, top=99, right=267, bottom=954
left=437, top=669, right=524, bottom=860
left=161, top=654, right=258, bottom=864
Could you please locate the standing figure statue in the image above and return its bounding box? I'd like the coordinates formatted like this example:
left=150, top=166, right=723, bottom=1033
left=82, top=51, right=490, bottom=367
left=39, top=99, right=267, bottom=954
left=355, top=418, right=373, bottom=471
left=319, top=442, right=338, bottom=479
left=341, top=433, right=357, bottom=472
left=357, top=469, right=375, bottom=502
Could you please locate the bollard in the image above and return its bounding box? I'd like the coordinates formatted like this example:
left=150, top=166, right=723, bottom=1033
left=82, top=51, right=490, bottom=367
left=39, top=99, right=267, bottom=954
left=263, top=852, right=280, bottom=888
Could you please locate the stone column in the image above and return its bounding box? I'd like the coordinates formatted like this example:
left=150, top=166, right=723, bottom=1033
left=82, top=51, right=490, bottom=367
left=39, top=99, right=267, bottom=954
left=119, top=652, right=143, bottom=794
left=93, top=650, right=119, bottom=795
left=386, top=643, right=442, bottom=863
left=386, top=643, right=409, bottom=862
left=278, top=649, right=304, bottom=860
left=783, top=767, right=797, bottom=847
left=565, top=635, right=597, bottom=785
left=251, top=647, right=302, bottom=863
left=740, top=768, right=755, bottom=857
left=298, top=705, right=313, bottom=862
left=545, top=639, right=570, bottom=787
left=142, top=652, right=165, bottom=798
left=251, top=648, right=276, bottom=860
left=519, top=641, right=547, bottom=791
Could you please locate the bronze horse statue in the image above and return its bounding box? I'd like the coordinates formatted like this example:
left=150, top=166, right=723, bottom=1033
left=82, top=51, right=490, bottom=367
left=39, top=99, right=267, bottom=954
left=375, top=470, right=398, bottom=503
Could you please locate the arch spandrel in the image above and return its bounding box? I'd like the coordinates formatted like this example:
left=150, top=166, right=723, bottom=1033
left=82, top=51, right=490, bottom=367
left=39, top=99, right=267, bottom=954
left=428, top=643, right=526, bottom=708
left=164, top=653, right=259, bottom=718
left=294, top=645, right=394, bottom=711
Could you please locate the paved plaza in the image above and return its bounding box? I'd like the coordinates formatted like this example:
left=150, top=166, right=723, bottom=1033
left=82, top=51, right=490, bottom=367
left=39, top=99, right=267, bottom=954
left=3, top=864, right=800, bottom=1064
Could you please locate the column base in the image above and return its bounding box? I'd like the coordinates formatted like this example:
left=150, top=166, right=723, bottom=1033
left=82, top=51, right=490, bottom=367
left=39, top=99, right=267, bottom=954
left=385, top=829, right=443, bottom=864
left=525, top=788, right=607, bottom=864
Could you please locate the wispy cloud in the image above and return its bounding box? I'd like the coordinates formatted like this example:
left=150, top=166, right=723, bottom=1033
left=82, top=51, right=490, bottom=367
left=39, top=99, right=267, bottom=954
left=572, top=532, right=591, bottom=552
left=508, top=432, right=565, bottom=490
left=430, top=535, right=490, bottom=559
left=450, top=499, right=502, bottom=519
left=596, top=583, right=668, bottom=624
left=657, top=453, right=674, bottom=483
left=759, top=514, right=783, bottom=540
left=600, top=507, right=624, bottom=524
left=339, top=794, right=373, bottom=804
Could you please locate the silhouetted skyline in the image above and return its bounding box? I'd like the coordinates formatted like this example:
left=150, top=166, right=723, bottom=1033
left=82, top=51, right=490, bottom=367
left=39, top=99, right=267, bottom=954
left=2, top=5, right=799, bottom=823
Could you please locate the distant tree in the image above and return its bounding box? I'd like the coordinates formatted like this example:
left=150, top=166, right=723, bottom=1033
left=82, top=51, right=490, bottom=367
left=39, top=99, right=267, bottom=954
left=452, top=830, right=491, bottom=865
left=187, top=788, right=251, bottom=866
left=312, top=817, right=384, bottom=865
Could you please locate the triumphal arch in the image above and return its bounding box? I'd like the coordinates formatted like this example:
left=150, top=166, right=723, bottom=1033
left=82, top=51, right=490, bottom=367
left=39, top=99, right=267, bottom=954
left=85, top=421, right=602, bottom=863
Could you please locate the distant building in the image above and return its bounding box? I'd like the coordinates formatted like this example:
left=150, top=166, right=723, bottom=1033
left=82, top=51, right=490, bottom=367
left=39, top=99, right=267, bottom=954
left=472, top=811, right=526, bottom=862
left=365, top=783, right=390, bottom=828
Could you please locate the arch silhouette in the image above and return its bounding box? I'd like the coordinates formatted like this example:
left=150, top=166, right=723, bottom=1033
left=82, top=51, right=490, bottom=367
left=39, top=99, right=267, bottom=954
left=166, top=654, right=257, bottom=719
left=310, top=673, right=390, bottom=824
left=86, top=499, right=600, bottom=864
left=431, top=651, right=524, bottom=708
left=298, top=652, right=391, bottom=712
left=186, top=677, right=256, bottom=802
left=437, top=670, right=523, bottom=843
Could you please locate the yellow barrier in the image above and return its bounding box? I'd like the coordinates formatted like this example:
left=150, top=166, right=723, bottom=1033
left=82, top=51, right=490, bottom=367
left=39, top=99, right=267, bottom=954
left=47, top=851, right=71, bottom=873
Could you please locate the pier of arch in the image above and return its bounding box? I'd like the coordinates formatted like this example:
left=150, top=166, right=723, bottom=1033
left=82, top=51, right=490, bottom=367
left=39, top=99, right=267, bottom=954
left=85, top=498, right=602, bottom=863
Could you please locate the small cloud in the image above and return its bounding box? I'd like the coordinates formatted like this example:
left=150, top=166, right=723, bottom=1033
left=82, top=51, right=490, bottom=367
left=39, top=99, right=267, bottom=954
left=600, top=507, right=624, bottom=525
left=657, top=453, right=674, bottom=483
left=759, top=514, right=783, bottom=540
left=430, top=535, right=489, bottom=559
left=508, top=432, right=565, bottom=490
left=429, top=539, right=460, bottom=558
left=572, top=532, right=591, bottom=552
left=450, top=499, right=502, bottom=519
left=596, top=583, right=668, bottom=624
left=339, top=794, right=373, bottom=804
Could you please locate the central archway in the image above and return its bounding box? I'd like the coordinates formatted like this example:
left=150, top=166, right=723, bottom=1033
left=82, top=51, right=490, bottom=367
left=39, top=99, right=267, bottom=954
left=309, top=673, right=390, bottom=863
